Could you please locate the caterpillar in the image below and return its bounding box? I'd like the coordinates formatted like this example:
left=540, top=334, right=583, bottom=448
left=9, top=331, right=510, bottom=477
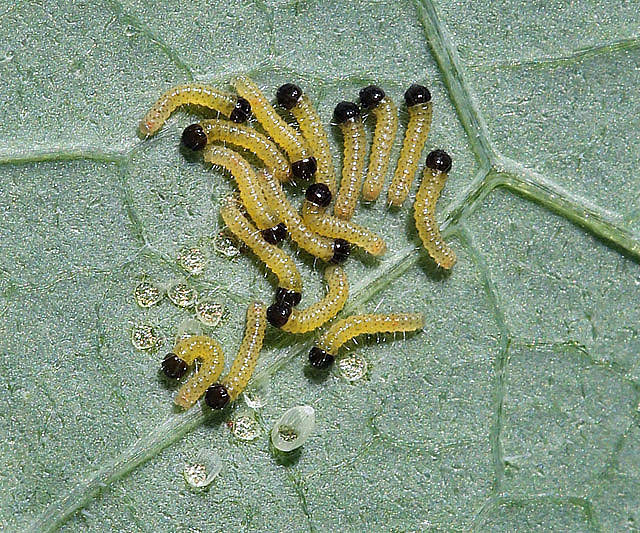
left=309, top=312, right=425, bottom=369
left=203, top=145, right=279, bottom=233
left=266, top=265, right=348, bottom=333
left=276, top=83, right=337, bottom=196
left=162, top=335, right=225, bottom=409
left=220, top=196, right=302, bottom=296
left=257, top=169, right=351, bottom=264
left=414, top=150, right=456, bottom=269
left=234, top=76, right=317, bottom=181
left=205, top=301, right=267, bottom=408
left=387, top=84, right=433, bottom=207
left=359, top=85, right=398, bottom=202
left=332, top=101, right=366, bottom=220
left=302, top=184, right=386, bottom=256
left=181, top=119, right=291, bottom=183
left=139, top=83, right=251, bottom=136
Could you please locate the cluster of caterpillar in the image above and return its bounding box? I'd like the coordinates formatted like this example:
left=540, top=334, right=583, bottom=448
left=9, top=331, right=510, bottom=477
left=142, top=76, right=454, bottom=410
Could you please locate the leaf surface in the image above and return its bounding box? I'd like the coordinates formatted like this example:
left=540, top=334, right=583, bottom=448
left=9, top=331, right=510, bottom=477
left=1, top=1, right=638, bottom=531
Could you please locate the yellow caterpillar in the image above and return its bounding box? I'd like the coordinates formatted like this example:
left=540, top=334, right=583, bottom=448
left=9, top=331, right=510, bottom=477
left=203, top=145, right=279, bottom=232
left=387, top=84, right=433, bottom=207
left=180, top=119, right=291, bottom=183
left=139, top=83, right=251, bottom=136
left=266, top=265, right=348, bottom=333
left=205, top=301, right=267, bottom=408
left=276, top=83, right=337, bottom=196
left=333, top=101, right=366, bottom=220
left=234, top=76, right=316, bottom=181
left=162, top=335, right=225, bottom=409
left=257, top=170, right=351, bottom=264
left=414, top=150, right=456, bottom=269
left=220, top=196, right=302, bottom=295
left=359, top=85, right=398, bottom=202
left=302, top=184, right=386, bottom=256
left=309, top=313, right=425, bottom=369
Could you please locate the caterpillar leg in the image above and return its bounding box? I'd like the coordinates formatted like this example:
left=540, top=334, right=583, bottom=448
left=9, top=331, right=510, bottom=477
left=234, top=76, right=316, bottom=181
left=276, top=83, right=337, bottom=195
left=266, top=265, right=348, bottom=333
left=359, top=85, right=398, bottom=202
left=414, top=150, right=456, bottom=269
left=139, top=83, right=250, bottom=137
left=387, top=84, right=433, bottom=207
left=181, top=120, right=292, bottom=183
left=161, top=335, right=225, bottom=409
left=333, top=102, right=366, bottom=220
left=205, top=302, right=267, bottom=409
left=221, top=196, right=302, bottom=295
left=309, top=312, right=424, bottom=369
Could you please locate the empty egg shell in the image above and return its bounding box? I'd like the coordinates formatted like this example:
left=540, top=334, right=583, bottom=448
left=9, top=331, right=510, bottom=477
left=270, top=405, right=315, bottom=452
left=183, top=450, right=222, bottom=489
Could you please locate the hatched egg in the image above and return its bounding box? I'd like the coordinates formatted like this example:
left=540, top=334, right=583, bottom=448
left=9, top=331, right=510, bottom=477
left=174, top=318, right=203, bottom=343
left=195, top=300, right=225, bottom=327
left=167, top=281, right=197, bottom=308
left=131, top=324, right=161, bottom=350
left=183, top=450, right=222, bottom=489
left=337, top=353, right=368, bottom=382
left=271, top=405, right=315, bottom=452
left=177, top=247, right=208, bottom=275
left=231, top=414, right=261, bottom=441
left=133, top=281, right=163, bottom=308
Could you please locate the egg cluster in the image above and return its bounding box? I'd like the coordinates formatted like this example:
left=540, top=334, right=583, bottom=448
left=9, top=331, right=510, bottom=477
left=141, top=76, right=454, bottom=410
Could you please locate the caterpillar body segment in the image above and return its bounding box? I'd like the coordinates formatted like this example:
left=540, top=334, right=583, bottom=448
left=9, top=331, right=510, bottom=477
left=291, top=94, right=336, bottom=194
left=309, top=313, right=425, bottom=369
left=197, top=119, right=291, bottom=182
left=280, top=266, right=348, bottom=334
left=234, top=76, right=316, bottom=180
left=302, top=201, right=386, bottom=256
left=414, top=150, right=456, bottom=269
left=333, top=102, right=366, bottom=220
left=257, top=170, right=349, bottom=263
left=318, top=313, right=425, bottom=354
left=276, top=83, right=337, bottom=196
left=359, top=86, right=398, bottom=202
left=387, top=84, right=433, bottom=207
left=203, top=145, right=278, bottom=231
left=218, top=301, right=267, bottom=403
left=170, top=335, right=225, bottom=409
left=139, top=83, right=248, bottom=136
left=220, top=197, right=302, bottom=293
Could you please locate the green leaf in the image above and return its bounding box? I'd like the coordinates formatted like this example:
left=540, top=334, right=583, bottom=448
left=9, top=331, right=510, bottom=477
left=1, top=1, right=638, bottom=531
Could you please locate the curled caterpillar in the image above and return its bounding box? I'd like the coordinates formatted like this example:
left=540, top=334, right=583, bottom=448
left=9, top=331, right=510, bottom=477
left=309, top=312, right=425, bottom=369
left=267, top=265, right=348, bottom=333
left=302, top=184, right=386, bottom=256
left=257, top=169, right=350, bottom=264
left=234, top=76, right=316, bottom=181
left=333, top=101, right=366, bottom=220
left=359, top=85, right=398, bottom=202
left=203, top=145, right=279, bottom=232
left=162, top=335, right=225, bottom=409
left=387, top=84, right=433, bottom=207
left=414, top=150, right=456, bottom=269
left=205, top=301, right=267, bottom=408
left=139, top=83, right=251, bottom=136
left=220, top=196, right=302, bottom=294
left=276, top=83, right=337, bottom=196
left=181, top=120, right=291, bottom=183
